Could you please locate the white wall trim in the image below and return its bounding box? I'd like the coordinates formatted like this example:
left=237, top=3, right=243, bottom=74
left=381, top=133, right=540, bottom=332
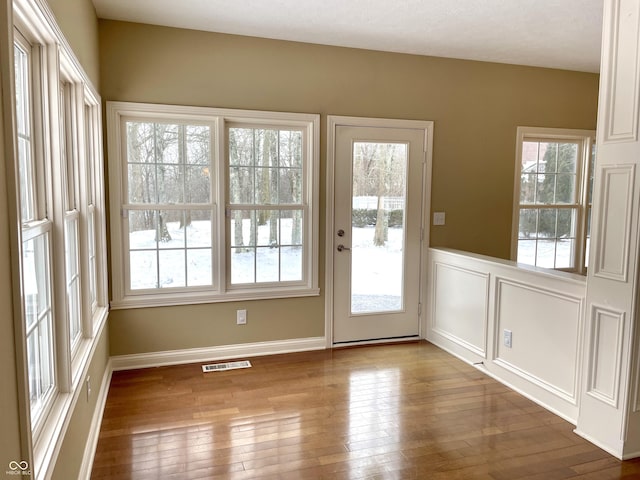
left=430, top=261, right=489, bottom=357
left=594, top=164, right=635, bottom=282
left=77, top=359, right=113, bottom=480
left=110, top=336, right=327, bottom=371
left=427, top=248, right=585, bottom=423
left=586, top=305, right=626, bottom=408
left=574, top=427, right=625, bottom=460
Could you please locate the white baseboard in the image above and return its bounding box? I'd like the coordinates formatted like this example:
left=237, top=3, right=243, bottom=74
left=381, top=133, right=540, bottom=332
left=573, top=428, right=624, bottom=460
left=110, top=336, right=327, bottom=371
left=78, top=359, right=113, bottom=480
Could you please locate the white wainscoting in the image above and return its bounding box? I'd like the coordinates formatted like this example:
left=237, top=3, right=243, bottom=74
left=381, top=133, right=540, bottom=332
left=426, top=248, right=587, bottom=423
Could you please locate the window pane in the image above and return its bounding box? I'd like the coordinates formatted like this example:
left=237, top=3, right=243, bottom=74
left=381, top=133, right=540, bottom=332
left=540, top=142, right=557, bottom=172
left=157, top=210, right=185, bottom=249
left=187, top=249, right=211, bottom=286
left=130, top=250, right=158, bottom=290
left=156, top=124, right=179, bottom=163
left=351, top=141, right=407, bottom=314
left=129, top=209, right=213, bottom=289
left=281, top=246, right=302, bottom=281
left=185, top=210, right=212, bottom=248
left=129, top=210, right=158, bottom=249
left=127, top=122, right=155, bottom=163
left=535, top=174, right=552, bottom=204
left=14, top=43, right=36, bottom=223
left=256, top=247, right=279, bottom=282
left=65, top=217, right=81, bottom=343
left=231, top=247, right=255, bottom=284
left=229, top=127, right=303, bottom=206
left=280, top=210, right=303, bottom=245
left=128, top=163, right=157, bottom=204
left=157, top=165, right=183, bottom=204
left=186, top=126, right=210, bottom=164
left=557, top=209, right=576, bottom=238
left=555, top=239, right=575, bottom=269
left=229, top=127, right=255, bottom=166
left=521, top=141, right=539, bottom=173
left=520, top=173, right=536, bottom=204
left=518, top=209, right=537, bottom=239
left=256, top=210, right=279, bottom=247
left=186, top=165, right=210, bottom=203
left=557, top=143, right=578, bottom=173
left=517, top=239, right=537, bottom=264
left=280, top=130, right=303, bottom=168
left=279, top=167, right=302, bottom=204
left=555, top=174, right=576, bottom=203
left=231, top=210, right=255, bottom=248
left=229, top=208, right=304, bottom=284
left=255, top=166, right=278, bottom=204
left=159, top=250, right=185, bottom=288
left=535, top=239, right=556, bottom=268
left=229, top=167, right=254, bottom=204
left=23, top=232, right=55, bottom=422
left=127, top=122, right=212, bottom=204
left=538, top=208, right=558, bottom=238
left=88, top=210, right=97, bottom=306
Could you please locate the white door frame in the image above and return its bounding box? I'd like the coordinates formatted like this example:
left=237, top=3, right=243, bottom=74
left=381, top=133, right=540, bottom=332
left=325, top=115, right=434, bottom=347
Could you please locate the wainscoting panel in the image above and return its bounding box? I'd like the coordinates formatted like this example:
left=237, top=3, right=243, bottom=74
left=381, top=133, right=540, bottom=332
left=494, top=278, right=582, bottom=403
left=426, top=248, right=586, bottom=423
left=601, top=0, right=640, bottom=142
left=586, top=306, right=625, bottom=407
left=432, top=262, right=488, bottom=356
left=594, top=165, right=635, bottom=282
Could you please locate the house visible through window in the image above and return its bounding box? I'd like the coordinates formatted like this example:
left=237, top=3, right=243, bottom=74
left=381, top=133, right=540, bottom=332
left=107, top=102, right=320, bottom=308
left=512, top=127, right=595, bottom=274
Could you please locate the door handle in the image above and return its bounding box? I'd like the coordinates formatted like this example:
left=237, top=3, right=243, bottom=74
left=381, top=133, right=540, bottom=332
left=337, top=244, right=351, bottom=252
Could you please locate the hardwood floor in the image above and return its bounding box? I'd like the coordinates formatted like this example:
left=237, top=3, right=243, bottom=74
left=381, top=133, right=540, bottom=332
left=91, top=341, right=640, bottom=479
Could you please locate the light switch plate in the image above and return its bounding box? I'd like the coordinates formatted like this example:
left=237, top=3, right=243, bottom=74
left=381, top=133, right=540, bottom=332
left=433, top=212, right=446, bottom=226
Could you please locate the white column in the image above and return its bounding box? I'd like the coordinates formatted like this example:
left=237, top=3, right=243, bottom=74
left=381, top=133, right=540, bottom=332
left=576, top=0, right=640, bottom=460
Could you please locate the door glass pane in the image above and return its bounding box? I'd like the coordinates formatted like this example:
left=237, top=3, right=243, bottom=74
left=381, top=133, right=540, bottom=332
left=351, top=142, right=407, bottom=314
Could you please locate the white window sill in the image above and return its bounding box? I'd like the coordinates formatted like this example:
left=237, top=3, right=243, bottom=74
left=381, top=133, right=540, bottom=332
left=110, top=287, right=321, bottom=310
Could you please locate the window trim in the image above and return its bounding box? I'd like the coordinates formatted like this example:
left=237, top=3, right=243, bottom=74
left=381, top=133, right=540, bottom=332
left=9, top=0, right=110, bottom=478
left=511, top=126, right=596, bottom=274
left=107, top=101, right=320, bottom=309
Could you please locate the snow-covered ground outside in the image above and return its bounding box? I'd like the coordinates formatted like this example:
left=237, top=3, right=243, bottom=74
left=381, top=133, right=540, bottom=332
left=128, top=219, right=406, bottom=312
left=128, top=218, right=581, bottom=304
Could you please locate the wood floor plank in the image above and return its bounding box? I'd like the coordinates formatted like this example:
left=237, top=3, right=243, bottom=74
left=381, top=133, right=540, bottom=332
left=90, top=341, right=640, bottom=479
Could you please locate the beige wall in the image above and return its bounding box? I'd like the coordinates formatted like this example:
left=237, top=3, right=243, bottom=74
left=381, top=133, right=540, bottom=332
left=100, top=20, right=599, bottom=355
left=51, top=327, right=109, bottom=480
left=46, top=0, right=100, bottom=88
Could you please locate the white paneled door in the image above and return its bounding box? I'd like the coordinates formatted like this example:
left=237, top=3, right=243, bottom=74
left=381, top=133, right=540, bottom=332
left=331, top=120, right=431, bottom=344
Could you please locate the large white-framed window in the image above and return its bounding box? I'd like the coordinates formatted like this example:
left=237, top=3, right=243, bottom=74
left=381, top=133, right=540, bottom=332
left=59, top=79, right=82, bottom=354
left=512, top=126, right=595, bottom=274
left=10, top=0, right=109, bottom=476
left=14, top=27, right=57, bottom=434
left=108, top=102, right=320, bottom=308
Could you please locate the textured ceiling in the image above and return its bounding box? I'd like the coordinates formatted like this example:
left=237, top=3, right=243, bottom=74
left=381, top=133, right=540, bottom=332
left=92, top=0, right=603, bottom=73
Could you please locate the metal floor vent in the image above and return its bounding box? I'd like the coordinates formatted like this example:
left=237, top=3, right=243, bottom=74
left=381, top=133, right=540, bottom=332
left=202, top=360, right=252, bottom=373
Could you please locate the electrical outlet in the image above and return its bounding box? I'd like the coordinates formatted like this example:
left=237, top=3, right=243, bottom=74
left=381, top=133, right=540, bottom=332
left=237, top=309, right=247, bottom=325
left=503, top=329, right=512, bottom=348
